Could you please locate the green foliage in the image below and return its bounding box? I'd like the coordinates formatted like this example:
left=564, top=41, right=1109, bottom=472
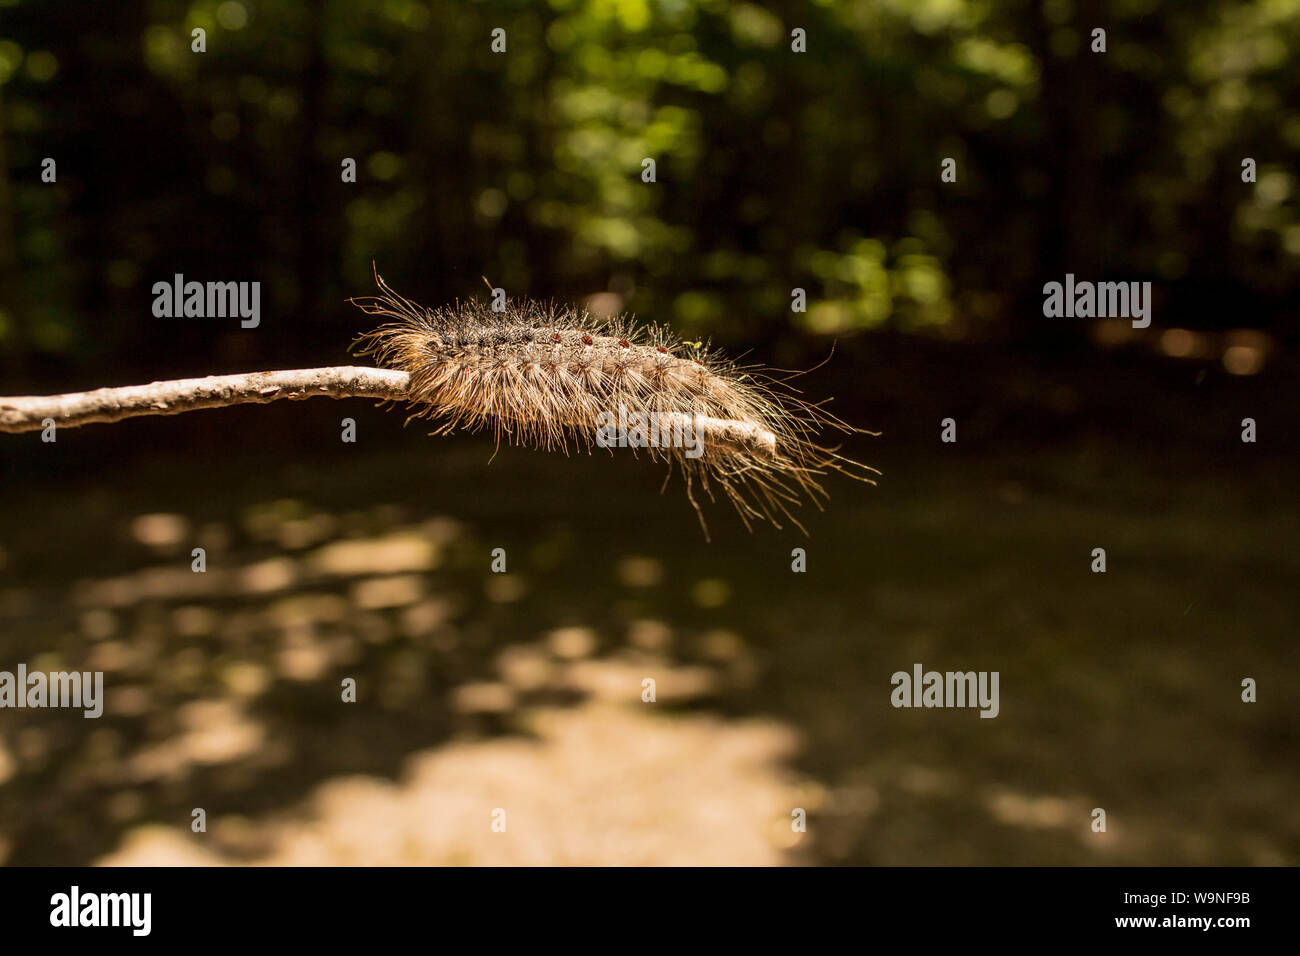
left=0, top=0, right=1296, bottom=365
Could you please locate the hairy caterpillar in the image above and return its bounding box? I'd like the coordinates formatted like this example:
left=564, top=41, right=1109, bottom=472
left=350, top=272, right=878, bottom=535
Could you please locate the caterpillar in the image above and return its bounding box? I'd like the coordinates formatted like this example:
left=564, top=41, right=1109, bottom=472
left=350, top=272, right=878, bottom=536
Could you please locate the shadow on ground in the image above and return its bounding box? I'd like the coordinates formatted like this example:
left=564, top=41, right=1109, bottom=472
left=0, top=344, right=1296, bottom=865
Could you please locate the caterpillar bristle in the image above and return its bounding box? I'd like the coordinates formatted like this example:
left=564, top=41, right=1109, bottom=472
left=349, top=272, right=878, bottom=536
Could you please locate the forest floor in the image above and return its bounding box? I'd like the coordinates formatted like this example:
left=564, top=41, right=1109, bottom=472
left=0, top=339, right=1295, bottom=865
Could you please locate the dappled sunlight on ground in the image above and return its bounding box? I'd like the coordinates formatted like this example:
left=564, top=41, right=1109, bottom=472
left=0, top=432, right=1296, bottom=865
left=99, top=694, right=804, bottom=866
left=0, top=473, right=802, bottom=865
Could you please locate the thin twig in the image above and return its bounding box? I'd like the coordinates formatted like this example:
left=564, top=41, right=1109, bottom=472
left=0, top=366, right=778, bottom=459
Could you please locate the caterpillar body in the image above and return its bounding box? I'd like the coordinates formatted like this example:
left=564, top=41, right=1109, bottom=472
left=350, top=273, right=877, bottom=535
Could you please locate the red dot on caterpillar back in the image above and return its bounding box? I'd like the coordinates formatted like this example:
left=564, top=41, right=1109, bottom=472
left=581, top=334, right=593, bottom=346
left=551, top=332, right=561, bottom=343
left=619, top=339, right=630, bottom=348
left=656, top=346, right=668, bottom=354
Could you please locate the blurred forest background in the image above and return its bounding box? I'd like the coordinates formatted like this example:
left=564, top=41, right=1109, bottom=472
left=0, top=0, right=1296, bottom=866
left=1, top=0, right=1299, bottom=371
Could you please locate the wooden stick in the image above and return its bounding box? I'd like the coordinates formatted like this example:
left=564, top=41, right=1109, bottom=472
left=0, top=366, right=778, bottom=459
